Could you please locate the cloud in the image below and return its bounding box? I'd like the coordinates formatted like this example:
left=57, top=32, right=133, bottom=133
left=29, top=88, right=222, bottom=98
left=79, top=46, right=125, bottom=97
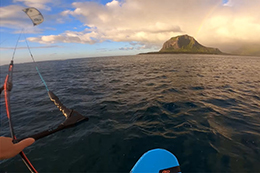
left=119, top=47, right=134, bottom=50
left=136, top=44, right=160, bottom=50
left=27, top=0, right=260, bottom=52
left=13, top=0, right=52, bottom=10
left=0, top=45, right=61, bottom=50
left=0, top=4, right=47, bottom=32
left=27, top=29, right=99, bottom=44
left=0, top=1, right=64, bottom=33
left=119, top=43, right=159, bottom=51
left=106, top=0, right=120, bottom=7
left=0, top=5, right=31, bottom=28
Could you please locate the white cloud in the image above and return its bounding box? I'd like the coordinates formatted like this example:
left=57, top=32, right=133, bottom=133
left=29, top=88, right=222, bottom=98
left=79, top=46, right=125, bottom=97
left=13, top=0, right=52, bottom=10
left=0, top=45, right=60, bottom=50
left=27, top=0, right=260, bottom=52
left=0, top=0, right=65, bottom=32
left=119, top=42, right=159, bottom=51
left=119, top=47, right=134, bottom=51
left=106, top=0, right=120, bottom=7
left=0, top=5, right=31, bottom=28
left=0, top=4, right=51, bottom=32
left=27, top=29, right=99, bottom=44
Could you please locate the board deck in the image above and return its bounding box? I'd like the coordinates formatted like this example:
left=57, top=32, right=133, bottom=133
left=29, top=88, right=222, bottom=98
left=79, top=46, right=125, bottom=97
left=130, top=148, right=181, bottom=173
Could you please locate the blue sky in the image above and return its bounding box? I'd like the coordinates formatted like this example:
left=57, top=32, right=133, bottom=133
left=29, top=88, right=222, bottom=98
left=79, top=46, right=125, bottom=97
left=1, top=0, right=260, bottom=64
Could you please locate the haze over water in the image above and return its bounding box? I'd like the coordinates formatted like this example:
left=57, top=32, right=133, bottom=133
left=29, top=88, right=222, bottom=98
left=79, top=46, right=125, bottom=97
left=0, top=54, right=260, bottom=172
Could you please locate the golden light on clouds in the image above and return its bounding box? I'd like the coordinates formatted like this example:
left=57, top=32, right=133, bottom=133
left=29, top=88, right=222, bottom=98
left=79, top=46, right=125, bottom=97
left=1, top=0, right=260, bottom=53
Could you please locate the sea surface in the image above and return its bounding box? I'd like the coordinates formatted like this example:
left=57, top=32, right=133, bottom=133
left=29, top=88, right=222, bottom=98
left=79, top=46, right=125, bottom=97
left=0, top=54, right=260, bottom=172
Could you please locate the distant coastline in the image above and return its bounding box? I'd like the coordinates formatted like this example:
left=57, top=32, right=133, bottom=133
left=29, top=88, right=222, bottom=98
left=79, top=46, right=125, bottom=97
left=139, top=34, right=260, bottom=57
left=139, top=51, right=227, bottom=55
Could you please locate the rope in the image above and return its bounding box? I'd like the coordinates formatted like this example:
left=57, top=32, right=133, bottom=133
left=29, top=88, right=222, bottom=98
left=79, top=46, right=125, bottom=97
left=4, top=30, right=38, bottom=172
left=12, top=29, right=24, bottom=60
left=23, top=35, right=49, bottom=92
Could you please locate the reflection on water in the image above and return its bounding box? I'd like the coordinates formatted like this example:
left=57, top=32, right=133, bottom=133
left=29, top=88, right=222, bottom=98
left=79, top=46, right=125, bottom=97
left=0, top=54, right=260, bottom=172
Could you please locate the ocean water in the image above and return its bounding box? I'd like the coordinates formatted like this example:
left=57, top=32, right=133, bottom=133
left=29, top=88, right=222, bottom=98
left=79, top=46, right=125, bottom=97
left=0, top=54, right=260, bottom=172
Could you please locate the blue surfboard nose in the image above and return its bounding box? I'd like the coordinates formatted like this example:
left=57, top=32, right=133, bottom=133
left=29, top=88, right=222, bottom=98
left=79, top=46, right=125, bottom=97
left=131, top=148, right=181, bottom=173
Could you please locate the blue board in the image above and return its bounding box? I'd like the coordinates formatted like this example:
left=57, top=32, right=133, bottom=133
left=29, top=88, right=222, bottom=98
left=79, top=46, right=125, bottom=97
left=131, top=148, right=181, bottom=173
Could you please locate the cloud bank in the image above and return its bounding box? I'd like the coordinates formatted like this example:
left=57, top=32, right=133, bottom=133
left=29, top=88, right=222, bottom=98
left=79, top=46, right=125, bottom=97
left=3, top=0, right=260, bottom=52
left=13, top=0, right=53, bottom=10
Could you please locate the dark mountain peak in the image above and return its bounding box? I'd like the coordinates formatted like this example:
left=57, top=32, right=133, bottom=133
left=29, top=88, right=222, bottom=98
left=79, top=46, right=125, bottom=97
left=159, top=34, right=222, bottom=54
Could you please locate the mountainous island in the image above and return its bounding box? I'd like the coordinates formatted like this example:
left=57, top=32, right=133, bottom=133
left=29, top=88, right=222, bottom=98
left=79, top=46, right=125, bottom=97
left=141, top=34, right=223, bottom=55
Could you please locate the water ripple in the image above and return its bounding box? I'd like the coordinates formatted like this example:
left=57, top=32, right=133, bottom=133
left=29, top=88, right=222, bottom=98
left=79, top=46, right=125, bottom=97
left=1, top=54, right=260, bottom=172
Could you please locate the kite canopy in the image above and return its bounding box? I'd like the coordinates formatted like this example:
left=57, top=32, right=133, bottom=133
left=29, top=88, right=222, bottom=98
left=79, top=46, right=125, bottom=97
left=23, top=7, right=44, bottom=26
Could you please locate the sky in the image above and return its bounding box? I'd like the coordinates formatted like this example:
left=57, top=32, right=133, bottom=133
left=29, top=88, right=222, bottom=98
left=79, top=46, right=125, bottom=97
left=1, top=0, right=260, bottom=65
